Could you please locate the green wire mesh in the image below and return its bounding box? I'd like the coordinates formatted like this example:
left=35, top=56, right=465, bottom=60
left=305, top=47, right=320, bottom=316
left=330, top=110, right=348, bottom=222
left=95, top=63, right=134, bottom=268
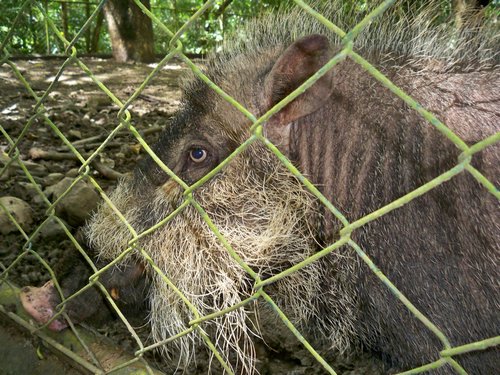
left=0, top=1, right=498, bottom=374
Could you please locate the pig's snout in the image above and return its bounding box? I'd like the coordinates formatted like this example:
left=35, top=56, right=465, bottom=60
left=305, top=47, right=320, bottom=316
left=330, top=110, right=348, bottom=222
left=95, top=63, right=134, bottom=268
left=20, top=281, right=68, bottom=331
left=20, top=261, right=148, bottom=332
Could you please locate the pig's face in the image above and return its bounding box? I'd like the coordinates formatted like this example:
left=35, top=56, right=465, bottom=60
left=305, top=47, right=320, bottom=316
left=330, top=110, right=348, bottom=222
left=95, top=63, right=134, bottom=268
left=86, top=121, right=320, bottom=370
left=86, top=34, right=335, bottom=371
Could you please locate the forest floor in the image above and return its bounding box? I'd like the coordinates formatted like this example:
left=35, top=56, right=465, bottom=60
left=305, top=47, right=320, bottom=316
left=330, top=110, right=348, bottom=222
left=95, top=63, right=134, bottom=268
left=0, top=57, right=380, bottom=375
left=0, top=56, right=186, bottom=375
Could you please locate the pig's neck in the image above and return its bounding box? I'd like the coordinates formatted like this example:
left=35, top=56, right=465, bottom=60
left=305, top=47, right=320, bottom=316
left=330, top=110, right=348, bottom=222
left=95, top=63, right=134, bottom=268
left=288, top=64, right=457, bottom=244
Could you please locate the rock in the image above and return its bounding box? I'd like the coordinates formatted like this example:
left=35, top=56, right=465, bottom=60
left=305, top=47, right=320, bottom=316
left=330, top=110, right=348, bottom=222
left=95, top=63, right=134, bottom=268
left=0, top=196, right=33, bottom=235
left=48, top=91, right=63, bottom=101
left=1, top=154, right=47, bottom=180
left=44, top=177, right=100, bottom=227
left=66, top=168, right=79, bottom=178
left=45, top=163, right=65, bottom=174
left=32, top=191, right=45, bottom=205
left=68, top=129, right=82, bottom=140
left=23, top=160, right=48, bottom=177
left=84, top=93, right=110, bottom=115
left=99, top=155, right=115, bottom=169
left=0, top=153, right=14, bottom=181
left=43, top=173, right=64, bottom=187
left=12, top=182, right=42, bottom=201
left=36, top=216, right=69, bottom=240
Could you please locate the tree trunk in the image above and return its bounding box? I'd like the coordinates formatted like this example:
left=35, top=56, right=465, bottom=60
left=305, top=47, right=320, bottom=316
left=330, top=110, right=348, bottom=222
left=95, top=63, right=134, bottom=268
left=90, top=9, right=104, bottom=53
left=61, top=1, right=69, bottom=41
left=103, top=0, right=155, bottom=63
left=85, top=0, right=91, bottom=53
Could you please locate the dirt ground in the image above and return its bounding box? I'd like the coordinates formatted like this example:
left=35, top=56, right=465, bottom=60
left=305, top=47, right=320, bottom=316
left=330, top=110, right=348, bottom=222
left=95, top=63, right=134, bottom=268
left=0, top=318, right=82, bottom=375
left=0, top=57, right=381, bottom=375
left=0, top=56, right=187, bottom=374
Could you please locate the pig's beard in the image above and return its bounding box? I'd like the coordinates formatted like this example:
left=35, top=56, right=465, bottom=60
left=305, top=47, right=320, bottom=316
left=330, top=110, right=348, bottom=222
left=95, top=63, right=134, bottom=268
left=86, top=148, right=356, bottom=373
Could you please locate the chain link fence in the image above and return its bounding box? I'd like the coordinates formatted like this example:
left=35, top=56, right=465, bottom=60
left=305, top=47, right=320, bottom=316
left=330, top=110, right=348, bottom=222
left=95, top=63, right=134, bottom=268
left=1, top=0, right=499, bottom=374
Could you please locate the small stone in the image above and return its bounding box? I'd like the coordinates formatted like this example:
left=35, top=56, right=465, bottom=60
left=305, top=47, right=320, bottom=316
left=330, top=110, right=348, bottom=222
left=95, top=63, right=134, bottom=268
left=66, top=168, right=79, bottom=178
left=0, top=196, right=33, bottom=235
left=48, top=91, right=63, bottom=101
left=44, top=177, right=100, bottom=227
left=0, top=153, right=14, bottom=181
left=32, top=192, right=45, bottom=205
left=85, top=93, right=109, bottom=110
left=99, top=155, right=115, bottom=169
left=94, top=117, right=106, bottom=126
left=43, top=173, right=64, bottom=187
left=23, top=160, right=48, bottom=176
left=14, top=182, right=42, bottom=201
left=68, top=129, right=82, bottom=140
left=45, top=163, right=64, bottom=174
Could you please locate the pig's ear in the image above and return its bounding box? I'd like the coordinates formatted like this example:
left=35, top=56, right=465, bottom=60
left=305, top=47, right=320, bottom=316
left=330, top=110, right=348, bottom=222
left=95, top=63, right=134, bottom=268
left=263, top=34, right=333, bottom=127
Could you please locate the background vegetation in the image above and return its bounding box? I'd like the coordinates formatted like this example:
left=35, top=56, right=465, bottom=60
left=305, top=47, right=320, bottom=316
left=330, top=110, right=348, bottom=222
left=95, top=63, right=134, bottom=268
left=0, top=0, right=498, bottom=58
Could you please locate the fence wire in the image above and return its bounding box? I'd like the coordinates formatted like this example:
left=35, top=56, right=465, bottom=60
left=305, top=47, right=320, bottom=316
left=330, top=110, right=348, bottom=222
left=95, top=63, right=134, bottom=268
left=1, top=0, right=499, bottom=374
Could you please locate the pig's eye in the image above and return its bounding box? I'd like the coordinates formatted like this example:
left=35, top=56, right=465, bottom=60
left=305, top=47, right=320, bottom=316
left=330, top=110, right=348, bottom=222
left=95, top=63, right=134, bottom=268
left=189, top=147, right=208, bottom=163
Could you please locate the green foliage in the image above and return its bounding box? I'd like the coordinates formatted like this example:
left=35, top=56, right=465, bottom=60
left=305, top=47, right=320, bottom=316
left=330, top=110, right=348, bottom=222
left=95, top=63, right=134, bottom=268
left=0, top=0, right=498, bottom=56
left=0, top=0, right=109, bottom=55
left=0, top=0, right=44, bottom=54
left=152, top=0, right=284, bottom=54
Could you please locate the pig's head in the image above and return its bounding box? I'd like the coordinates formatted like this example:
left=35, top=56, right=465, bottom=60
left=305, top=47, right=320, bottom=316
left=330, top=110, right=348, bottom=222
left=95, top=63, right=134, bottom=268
left=85, top=35, right=347, bottom=372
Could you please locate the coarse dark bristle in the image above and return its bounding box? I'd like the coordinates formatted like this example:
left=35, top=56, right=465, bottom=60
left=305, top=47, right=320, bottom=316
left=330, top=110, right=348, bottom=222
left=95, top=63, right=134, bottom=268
left=211, top=1, right=499, bottom=73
